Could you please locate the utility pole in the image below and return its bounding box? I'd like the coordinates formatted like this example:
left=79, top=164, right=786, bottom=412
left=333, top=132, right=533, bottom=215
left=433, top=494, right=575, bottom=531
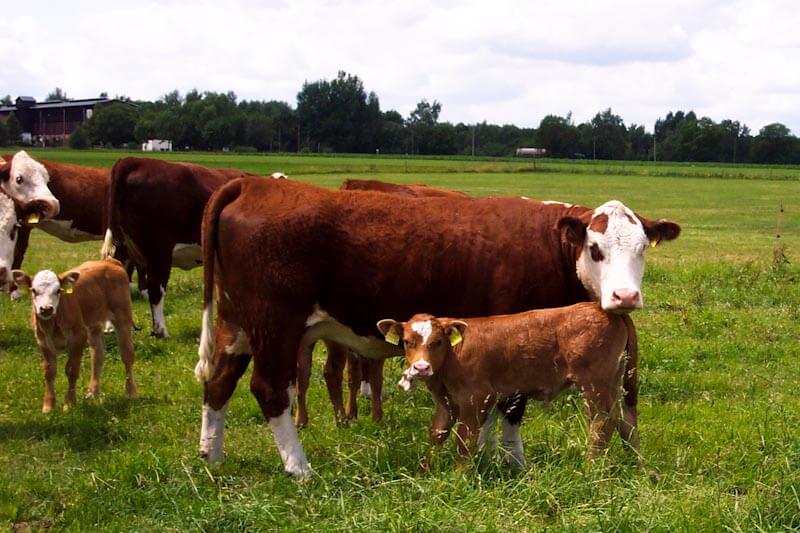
left=471, top=124, right=475, bottom=157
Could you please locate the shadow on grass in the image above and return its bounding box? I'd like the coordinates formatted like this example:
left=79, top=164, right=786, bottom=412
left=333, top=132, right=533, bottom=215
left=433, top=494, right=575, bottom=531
left=0, top=395, right=165, bottom=452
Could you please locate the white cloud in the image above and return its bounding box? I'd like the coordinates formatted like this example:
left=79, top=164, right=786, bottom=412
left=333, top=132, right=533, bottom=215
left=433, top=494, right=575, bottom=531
left=1, top=0, right=799, bottom=133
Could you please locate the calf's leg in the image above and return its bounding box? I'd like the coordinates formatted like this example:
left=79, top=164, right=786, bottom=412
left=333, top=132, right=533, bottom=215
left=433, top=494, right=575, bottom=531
left=294, top=343, right=312, bottom=428
left=344, top=349, right=361, bottom=419
left=322, top=342, right=348, bottom=422
left=86, top=328, right=105, bottom=400
left=112, top=319, right=137, bottom=398
left=365, top=358, right=385, bottom=422
left=41, top=347, right=58, bottom=414
left=64, top=337, right=86, bottom=409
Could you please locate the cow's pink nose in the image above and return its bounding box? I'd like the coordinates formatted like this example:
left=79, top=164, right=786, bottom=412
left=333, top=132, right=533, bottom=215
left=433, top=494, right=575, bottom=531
left=412, top=361, right=431, bottom=374
left=611, top=289, right=641, bottom=309
left=38, top=305, right=54, bottom=318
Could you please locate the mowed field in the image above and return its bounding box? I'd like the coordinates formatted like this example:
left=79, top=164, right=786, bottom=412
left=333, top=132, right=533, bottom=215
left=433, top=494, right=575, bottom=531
left=0, top=149, right=798, bottom=531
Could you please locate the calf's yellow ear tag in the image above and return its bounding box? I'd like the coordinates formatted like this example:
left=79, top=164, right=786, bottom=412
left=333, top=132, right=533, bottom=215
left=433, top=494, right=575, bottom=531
left=384, top=328, right=400, bottom=345
left=27, top=214, right=39, bottom=224
left=64, top=286, right=73, bottom=294
left=449, top=329, right=463, bottom=347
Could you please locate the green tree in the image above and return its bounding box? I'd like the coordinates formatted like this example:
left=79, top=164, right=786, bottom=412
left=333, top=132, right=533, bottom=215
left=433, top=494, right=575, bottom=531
left=752, top=123, right=797, bottom=164
left=536, top=114, right=578, bottom=158
left=5, top=112, right=21, bottom=143
left=586, top=108, right=629, bottom=159
left=406, top=99, right=442, bottom=154
left=0, top=121, right=8, bottom=146
left=1, top=95, right=11, bottom=106
left=46, top=87, right=68, bottom=101
left=69, top=126, right=90, bottom=149
left=86, top=102, right=138, bottom=147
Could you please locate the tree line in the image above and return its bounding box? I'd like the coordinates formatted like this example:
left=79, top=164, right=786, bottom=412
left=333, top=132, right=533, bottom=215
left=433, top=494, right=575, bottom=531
left=2, top=72, right=800, bottom=164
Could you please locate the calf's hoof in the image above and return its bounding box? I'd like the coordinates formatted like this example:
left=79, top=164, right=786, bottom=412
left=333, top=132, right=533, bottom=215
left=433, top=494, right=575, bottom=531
left=42, top=403, right=54, bottom=414
left=126, top=383, right=138, bottom=399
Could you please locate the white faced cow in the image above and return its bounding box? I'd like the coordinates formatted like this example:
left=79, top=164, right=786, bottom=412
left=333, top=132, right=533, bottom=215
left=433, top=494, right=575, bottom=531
left=0, top=151, right=60, bottom=219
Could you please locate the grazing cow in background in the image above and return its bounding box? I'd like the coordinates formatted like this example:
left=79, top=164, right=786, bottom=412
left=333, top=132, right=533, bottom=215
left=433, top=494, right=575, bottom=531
left=101, top=157, right=266, bottom=337
left=380, top=304, right=634, bottom=468
left=195, top=177, right=679, bottom=478
left=297, top=178, right=468, bottom=427
left=13, top=259, right=137, bottom=413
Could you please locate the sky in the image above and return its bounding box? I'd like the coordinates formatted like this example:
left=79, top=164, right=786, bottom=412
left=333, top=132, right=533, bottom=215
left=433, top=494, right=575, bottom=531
left=2, top=0, right=800, bottom=133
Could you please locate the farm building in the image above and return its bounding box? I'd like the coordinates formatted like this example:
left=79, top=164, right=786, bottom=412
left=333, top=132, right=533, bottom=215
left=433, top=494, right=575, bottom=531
left=0, top=96, right=135, bottom=146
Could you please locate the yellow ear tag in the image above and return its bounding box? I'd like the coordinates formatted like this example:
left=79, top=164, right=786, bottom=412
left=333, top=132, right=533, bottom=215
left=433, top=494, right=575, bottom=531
left=649, top=239, right=658, bottom=248
left=27, top=214, right=39, bottom=224
left=64, top=286, right=73, bottom=295
left=449, top=329, right=463, bottom=347
left=384, top=329, right=400, bottom=345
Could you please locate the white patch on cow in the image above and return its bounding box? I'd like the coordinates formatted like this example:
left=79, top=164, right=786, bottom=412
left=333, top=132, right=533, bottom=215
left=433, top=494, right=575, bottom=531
left=151, top=286, right=168, bottom=338
left=543, top=200, right=573, bottom=208
left=0, top=193, right=17, bottom=282
left=139, top=288, right=149, bottom=299
left=268, top=386, right=311, bottom=480
left=101, top=229, right=115, bottom=258
left=199, top=403, right=228, bottom=463
left=172, top=243, right=202, bottom=270
left=37, top=219, right=98, bottom=243
left=501, top=418, right=526, bottom=468
left=195, top=304, right=216, bottom=382
left=5, top=151, right=59, bottom=215
left=31, top=270, right=62, bottom=317
left=576, top=200, right=648, bottom=312
left=270, top=172, right=288, bottom=179
left=520, top=196, right=530, bottom=200
left=411, top=320, right=433, bottom=345
left=224, top=329, right=251, bottom=355
left=477, top=407, right=499, bottom=453
left=360, top=381, right=372, bottom=398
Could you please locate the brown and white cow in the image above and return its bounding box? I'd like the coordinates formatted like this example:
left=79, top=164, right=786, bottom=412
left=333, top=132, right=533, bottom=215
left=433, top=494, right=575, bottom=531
left=195, top=177, right=679, bottom=479
left=379, top=304, right=635, bottom=468
left=101, top=157, right=268, bottom=337
left=0, top=191, right=20, bottom=289
left=297, top=178, right=469, bottom=427
left=12, top=259, right=137, bottom=413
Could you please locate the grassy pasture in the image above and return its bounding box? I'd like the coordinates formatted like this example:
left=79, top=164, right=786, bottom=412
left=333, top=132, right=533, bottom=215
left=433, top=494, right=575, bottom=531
left=0, top=150, right=798, bottom=531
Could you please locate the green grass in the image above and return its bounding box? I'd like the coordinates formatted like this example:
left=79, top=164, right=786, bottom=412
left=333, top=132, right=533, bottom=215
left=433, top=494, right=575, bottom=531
left=1, top=151, right=799, bottom=531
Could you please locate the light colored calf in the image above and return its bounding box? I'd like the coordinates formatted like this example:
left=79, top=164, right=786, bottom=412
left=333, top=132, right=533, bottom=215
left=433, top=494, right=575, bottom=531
left=378, top=302, right=636, bottom=468
left=13, top=259, right=137, bottom=413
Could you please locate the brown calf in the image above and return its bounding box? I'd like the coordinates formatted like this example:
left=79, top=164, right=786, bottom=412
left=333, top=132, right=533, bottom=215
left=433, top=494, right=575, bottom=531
left=13, top=259, right=137, bottom=413
left=378, top=302, right=636, bottom=468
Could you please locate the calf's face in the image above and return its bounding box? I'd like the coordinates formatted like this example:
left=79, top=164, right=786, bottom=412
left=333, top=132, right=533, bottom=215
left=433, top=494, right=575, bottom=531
left=12, top=269, right=80, bottom=320
left=558, top=200, right=680, bottom=313
left=378, top=315, right=468, bottom=381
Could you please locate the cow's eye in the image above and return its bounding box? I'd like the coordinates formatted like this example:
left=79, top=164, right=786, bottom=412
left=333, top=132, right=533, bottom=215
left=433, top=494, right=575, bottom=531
left=15, top=176, right=23, bottom=184
left=589, top=243, right=604, bottom=262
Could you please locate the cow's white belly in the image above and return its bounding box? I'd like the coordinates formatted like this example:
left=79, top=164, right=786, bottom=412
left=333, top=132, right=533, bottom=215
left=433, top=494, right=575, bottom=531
left=37, top=220, right=99, bottom=243
left=172, top=243, right=203, bottom=270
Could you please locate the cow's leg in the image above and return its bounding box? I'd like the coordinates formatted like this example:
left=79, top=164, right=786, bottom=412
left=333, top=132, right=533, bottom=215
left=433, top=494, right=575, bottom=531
left=249, top=327, right=311, bottom=480
left=498, top=394, right=527, bottom=469
left=41, top=347, right=58, bottom=414
left=294, top=343, right=312, bottom=428
left=200, top=324, right=251, bottom=463
left=366, top=358, right=385, bottom=422
left=145, top=253, right=172, bottom=338
left=322, top=341, right=347, bottom=422
left=476, top=406, right=499, bottom=454
left=112, top=318, right=137, bottom=398
left=86, top=328, right=105, bottom=400
left=344, top=350, right=361, bottom=419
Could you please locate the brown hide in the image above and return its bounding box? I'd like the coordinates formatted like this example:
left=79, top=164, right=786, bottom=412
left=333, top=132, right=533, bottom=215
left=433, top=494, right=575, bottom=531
left=340, top=178, right=467, bottom=198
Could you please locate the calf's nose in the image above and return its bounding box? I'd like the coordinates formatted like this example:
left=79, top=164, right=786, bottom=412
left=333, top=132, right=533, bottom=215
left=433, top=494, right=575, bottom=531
left=412, top=361, right=431, bottom=374
left=38, top=305, right=54, bottom=318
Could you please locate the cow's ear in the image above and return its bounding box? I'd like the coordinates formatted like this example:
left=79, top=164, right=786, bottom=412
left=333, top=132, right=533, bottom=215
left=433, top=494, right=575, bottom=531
left=557, top=216, right=587, bottom=246
left=59, top=271, right=80, bottom=294
left=376, top=319, right=402, bottom=345
left=443, top=320, right=468, bottom=346
left=11, top=270, right=31, bottom=291
left=640, top=217, right=681, bottom=247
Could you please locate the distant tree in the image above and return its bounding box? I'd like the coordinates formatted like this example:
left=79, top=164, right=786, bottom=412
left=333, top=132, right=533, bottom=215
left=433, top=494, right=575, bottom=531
left=626, top=124, right=652, bottom=160
left=86, top=103, right=138, bottom=147
left=46, top=87, right=68, bottom=101
left=1, top=95, right=11, bottom=106
left=586, top=108, right=628, bottom=160
left=5, top=112, right=22, bottom=143
left=752, top=123, right=797, bottom=164
left=0, top=121, right=8, bottom=146
left=536, top=114, right=578, bottom=158
left=99, top=91, right=108, bottom=98
left=69, top=126, right=90, bottom=149
left=406, top=99, right=442, bottom=154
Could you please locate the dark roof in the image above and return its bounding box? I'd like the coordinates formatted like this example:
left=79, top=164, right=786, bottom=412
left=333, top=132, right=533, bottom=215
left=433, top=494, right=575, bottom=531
left=0, top=98, right=136, bottom=113
left=17, top=96, right=35, bottom=103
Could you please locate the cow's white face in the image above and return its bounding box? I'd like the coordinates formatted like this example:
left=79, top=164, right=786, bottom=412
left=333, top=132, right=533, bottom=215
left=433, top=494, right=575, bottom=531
left=0, top=193, right=18, bottom=287
left=12, top=269, right=79, bottom=320
left=559, top=200, right=681, bottom=313
left=1, top=151, right=60, bottom=219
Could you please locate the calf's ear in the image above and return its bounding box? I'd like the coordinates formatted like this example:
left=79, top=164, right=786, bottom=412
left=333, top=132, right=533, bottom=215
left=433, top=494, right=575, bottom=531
left=376, top=319, right=402, bottom=345
left=59, top=271, right=80, bottom=294
left=640, top=217, right=681, bottom=247
left=443, top=320, right=468, bottom=346
left=11, top=270, right=30, bottom=291
left=557, top=216, right=587, bottom=247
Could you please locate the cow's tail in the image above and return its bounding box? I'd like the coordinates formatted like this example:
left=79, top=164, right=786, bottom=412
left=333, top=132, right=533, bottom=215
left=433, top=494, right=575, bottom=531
left=195, top=179, right=243, bottom=383
left=101, top=158, right=136, bottom=259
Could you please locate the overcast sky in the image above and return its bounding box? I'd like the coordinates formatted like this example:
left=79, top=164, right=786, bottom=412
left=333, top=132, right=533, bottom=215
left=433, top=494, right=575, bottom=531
left=2, top=0, right=799, bottom=133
